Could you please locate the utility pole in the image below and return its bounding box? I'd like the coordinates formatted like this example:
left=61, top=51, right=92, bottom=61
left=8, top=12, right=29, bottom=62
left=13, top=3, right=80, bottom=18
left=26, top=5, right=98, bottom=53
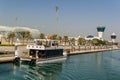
left=55, top=5, right=59, bottom=35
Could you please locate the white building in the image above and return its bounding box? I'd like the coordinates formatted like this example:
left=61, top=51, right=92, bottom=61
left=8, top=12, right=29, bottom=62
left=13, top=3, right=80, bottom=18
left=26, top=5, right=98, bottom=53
left=111, top=32, right=116, bottom=43
left=97, top=25, right=105, bottom=40
left=0, top=25, right=40, bottom=39
left=85, top=25, right=106, bottom=41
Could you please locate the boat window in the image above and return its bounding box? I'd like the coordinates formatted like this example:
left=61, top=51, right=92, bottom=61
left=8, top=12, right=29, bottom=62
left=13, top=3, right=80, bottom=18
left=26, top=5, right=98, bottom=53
left=30, top=50, right=36, bottom=57
left=37, top=41, right=42, bottom=45
left=51, top=41, right=58, bottom=46
left=46, top=41, right=51, bottom=47
left=55, top=41, right=58, bottom=46
left=34, top=40, right=42, bottom=45
left=38, top=51, right=46, bottom=58
left=52, top=43, right=55, bottom=46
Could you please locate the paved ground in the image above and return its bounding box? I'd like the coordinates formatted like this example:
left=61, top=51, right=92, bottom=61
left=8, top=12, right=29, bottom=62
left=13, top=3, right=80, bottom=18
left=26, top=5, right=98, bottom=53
left=0, top=57, right=14, bottom=63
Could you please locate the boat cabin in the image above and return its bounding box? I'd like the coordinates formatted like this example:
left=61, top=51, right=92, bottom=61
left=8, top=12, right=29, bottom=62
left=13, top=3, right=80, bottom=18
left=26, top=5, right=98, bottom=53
left=33, top=39, right=58, bottom=47
left=27, top=39, right=63, bottom=59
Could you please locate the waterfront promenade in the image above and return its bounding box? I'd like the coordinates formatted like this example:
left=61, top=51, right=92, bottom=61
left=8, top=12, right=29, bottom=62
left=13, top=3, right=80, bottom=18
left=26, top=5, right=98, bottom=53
left=64, top=45, right=120, bottom=55
left=0, top=57, right=14, bottom=63
left=0, top=45, right=119, bottom=63
left=0, top=46, right=27, bottom=63
left=70, top=48, right=119, bottom=55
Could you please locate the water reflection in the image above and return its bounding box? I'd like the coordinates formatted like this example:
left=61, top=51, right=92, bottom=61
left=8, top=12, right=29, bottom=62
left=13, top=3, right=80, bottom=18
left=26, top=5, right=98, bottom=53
left=15, top=62, right=63, bottom=80
left=1, top=51, right=120, bottom=80
left=0, top=63, right=15, bottom=80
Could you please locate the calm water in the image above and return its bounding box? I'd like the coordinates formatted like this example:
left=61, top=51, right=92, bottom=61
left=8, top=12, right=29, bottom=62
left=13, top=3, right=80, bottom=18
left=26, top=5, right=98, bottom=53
left=1, top=50, right=120, bottom=80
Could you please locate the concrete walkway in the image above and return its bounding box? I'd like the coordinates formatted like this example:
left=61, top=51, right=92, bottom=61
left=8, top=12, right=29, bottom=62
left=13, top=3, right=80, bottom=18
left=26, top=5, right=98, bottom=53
left=0, top=57, right=14, bottom=63
left=70, top=48, right=120, bottom=55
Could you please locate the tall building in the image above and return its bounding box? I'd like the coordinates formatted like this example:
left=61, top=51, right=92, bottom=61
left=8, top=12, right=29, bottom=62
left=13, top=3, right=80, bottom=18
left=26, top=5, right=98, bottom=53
left=111, top=32, right=116, bottom=43
left=97, top=25, right=105, bottom=40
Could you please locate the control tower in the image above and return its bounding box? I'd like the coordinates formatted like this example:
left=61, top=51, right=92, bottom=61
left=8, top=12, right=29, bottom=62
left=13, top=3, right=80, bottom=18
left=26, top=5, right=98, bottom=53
left=111, top=32, right=116, bottom=43
left=97, top=25, right=105, bottom=40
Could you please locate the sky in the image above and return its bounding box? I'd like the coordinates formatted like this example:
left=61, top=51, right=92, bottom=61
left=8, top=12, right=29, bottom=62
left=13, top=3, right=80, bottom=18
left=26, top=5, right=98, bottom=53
left=0, top=0, right=120, bottom=41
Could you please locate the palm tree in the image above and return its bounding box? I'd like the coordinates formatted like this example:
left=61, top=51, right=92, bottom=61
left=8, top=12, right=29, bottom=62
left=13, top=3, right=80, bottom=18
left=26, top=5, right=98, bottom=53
left=7, top=32, right=15, bottom=44
left=39, top=33, right=45, bottom=39
left=51, top=34, right=58, bottom=40
left=58, top=36, right=62, bottom=45
left=77, top=38, right=86, bottom=45
left=62, top=36, right=68, bottom=45
left=106, top=41, right=113, bottom=46
left=19, top=31, right=32, bottom=45
left=92, top=39, right=99, bottom=46
left=70, top=38, right=75, bottom=45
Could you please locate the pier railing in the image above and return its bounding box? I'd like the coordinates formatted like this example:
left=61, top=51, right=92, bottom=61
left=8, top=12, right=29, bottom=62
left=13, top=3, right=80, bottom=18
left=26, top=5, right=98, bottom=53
left=64, top=45, right=119, bottom=55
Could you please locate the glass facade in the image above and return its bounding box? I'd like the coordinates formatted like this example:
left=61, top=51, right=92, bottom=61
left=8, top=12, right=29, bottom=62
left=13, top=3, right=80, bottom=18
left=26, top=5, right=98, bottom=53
left=97, top=27, right=105, bottom=32
left=30, top=49, right=63, bottom=58
left=111, top=35, right=116, bottom=39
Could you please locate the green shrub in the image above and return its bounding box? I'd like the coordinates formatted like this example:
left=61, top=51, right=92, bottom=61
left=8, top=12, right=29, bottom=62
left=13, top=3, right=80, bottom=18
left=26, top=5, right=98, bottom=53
left=0, top=44, right=14, bottom=46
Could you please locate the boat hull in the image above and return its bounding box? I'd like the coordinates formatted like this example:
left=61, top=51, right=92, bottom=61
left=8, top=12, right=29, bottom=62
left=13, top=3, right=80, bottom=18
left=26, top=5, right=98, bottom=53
left=21, top=56, right=67, bottom=64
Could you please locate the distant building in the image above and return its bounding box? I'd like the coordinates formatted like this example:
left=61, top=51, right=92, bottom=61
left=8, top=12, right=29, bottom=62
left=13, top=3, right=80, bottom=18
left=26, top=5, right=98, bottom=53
left=85, top=35, right=94, bottom=40
left=0, top=25, right=40, bottom=39
left=97, top=25, right=105, bottom=40
left=85, top=25, right=106, bottom=41
left=111, top=32, right=116, bottom=43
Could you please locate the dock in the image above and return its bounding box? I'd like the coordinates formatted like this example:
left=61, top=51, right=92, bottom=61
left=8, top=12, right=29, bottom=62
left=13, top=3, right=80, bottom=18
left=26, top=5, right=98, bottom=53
left=69, top=48, right=120, bottom=55
left=0, top=46, right=26, bottom=63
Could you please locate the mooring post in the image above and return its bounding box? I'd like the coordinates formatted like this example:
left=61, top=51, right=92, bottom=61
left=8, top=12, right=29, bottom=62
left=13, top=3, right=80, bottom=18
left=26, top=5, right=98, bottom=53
left=14, top=38, right=20, bottom=63
left=15, top=43, right=18, bottom=57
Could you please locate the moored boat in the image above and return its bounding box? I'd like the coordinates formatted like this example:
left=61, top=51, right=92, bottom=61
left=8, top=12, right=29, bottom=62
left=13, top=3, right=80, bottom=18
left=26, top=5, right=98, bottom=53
left=20, top=39, right=67, bottom=64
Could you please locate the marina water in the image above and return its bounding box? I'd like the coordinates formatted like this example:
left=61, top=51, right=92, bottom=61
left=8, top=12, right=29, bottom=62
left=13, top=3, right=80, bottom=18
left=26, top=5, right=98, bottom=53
left=1, top=50, right=120, bottom=80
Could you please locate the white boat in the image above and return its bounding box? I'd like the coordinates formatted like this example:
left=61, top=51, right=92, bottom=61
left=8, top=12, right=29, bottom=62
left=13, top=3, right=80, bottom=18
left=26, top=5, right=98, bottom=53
left=20, top=39, right=67, bottom=64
